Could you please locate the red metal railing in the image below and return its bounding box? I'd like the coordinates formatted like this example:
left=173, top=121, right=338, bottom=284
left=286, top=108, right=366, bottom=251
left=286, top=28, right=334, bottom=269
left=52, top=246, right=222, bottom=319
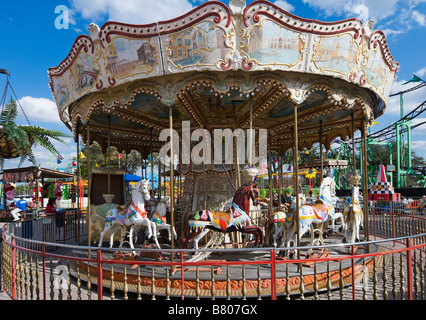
left=1, top=209, right=425, bottom=300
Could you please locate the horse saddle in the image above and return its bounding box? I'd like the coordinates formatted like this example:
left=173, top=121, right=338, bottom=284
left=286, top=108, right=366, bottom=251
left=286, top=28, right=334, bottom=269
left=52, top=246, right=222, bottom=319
left=310, top=200, right=329, bottom=220
left=115, top=205, right=130, bottom=216
left=208, top=209, right=237, bottom=232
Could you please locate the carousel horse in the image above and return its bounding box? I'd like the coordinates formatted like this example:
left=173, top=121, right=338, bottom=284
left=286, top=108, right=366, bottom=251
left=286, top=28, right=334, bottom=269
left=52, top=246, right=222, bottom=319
left=327, top=198, right=345, bottom=233
left=284, top=176, right=336, bottom=257
left=342, top=176, right=363, bottom=243
left=98, top=179, right=160, bottom=249
left=180, top=182, right=264, bottom=249
left=150, top=196, right=177, bottom=243
left=271, top=194, right=306, bottom=247
left=132, top=196, right=177, bottom=245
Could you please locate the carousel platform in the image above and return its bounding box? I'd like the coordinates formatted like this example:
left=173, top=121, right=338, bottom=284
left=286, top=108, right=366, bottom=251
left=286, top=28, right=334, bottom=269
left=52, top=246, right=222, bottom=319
left=71, top=231, right=381, bottom=299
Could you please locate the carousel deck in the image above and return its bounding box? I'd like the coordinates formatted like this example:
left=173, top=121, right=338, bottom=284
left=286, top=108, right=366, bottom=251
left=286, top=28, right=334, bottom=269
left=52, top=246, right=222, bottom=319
left=71, top=232, right=380, bottom=299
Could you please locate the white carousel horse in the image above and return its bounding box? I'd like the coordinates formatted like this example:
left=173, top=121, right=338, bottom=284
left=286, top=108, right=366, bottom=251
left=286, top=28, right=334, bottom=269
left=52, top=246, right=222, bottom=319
left=284, top=176, right=336, bottom=257
left=272, top=194, right=306, bottom=247
left=150, top=196, right=177, bottom=243
left=132, top=196, right=177, bottom=245
left=342, top=183, right=363, bottom=243
left=98, top=179, right=160, bottom=249
left=328, top=196, right=345, bottom=233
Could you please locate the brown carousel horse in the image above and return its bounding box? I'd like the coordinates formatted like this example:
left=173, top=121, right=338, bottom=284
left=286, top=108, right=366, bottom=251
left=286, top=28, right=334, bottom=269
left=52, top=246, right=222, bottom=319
left=180, top=182, right=264, bottom=249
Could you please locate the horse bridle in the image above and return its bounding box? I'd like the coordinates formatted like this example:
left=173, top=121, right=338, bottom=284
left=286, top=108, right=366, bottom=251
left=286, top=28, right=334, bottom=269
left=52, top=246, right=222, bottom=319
left=139, top=181, right=150, bottom=198
left=321, top=178, right=334, bottom=194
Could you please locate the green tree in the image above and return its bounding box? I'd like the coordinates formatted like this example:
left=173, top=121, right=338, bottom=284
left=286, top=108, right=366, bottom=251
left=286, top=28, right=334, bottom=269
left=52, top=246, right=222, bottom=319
left=78, top=142, right=145, bottom=179
left=0, top=97, right=71, bottom=167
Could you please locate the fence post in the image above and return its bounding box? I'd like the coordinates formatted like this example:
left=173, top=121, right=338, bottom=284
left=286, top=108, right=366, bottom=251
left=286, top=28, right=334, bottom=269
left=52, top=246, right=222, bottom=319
left=11, top=238, right=16, bottom=300
left=97, top=250, right=103, bottom=300
left=42, top=243, right=46, bottom=300
left=180, top=251, right=185, bottom=300
left=351, top=244, right=355, bottom=300
left=406, top=238, right=413, bottom=300
left=270, top=249, right=277, bottom=300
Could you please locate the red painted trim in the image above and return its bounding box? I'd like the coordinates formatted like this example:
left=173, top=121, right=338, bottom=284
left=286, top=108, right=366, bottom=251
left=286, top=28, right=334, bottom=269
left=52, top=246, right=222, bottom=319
left=369, top=30, right=398, bottom=72
left=157, top=1, right=231, bottom=30
left=244, top=0, right=363, bottom=38
left=242, top=59, right=253, bottom=71
left=48, top=35, right=94, bottom=78
left=220, top=59, right=232, bottom=70
left=99, top=1, right=231, bottom=46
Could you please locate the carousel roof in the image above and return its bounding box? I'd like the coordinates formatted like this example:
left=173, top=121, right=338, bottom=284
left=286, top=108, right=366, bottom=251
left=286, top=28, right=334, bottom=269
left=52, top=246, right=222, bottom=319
left=48, top=0, right=397, bottom=157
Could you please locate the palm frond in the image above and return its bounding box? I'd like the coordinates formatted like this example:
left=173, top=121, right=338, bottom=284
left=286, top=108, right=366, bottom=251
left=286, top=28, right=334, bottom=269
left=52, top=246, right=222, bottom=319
left=20, top=125, right=71, bottom=158
left=0, top=97, right=18, bottom=124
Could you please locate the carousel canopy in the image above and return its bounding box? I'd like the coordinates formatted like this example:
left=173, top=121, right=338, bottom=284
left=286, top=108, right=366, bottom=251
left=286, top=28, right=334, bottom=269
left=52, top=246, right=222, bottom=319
left=48, top=0, right=397, bottom=158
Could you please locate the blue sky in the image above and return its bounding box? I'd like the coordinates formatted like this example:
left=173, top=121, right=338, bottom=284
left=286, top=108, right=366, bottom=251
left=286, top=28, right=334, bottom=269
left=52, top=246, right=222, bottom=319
left=0, top=0, right=425, bottom=171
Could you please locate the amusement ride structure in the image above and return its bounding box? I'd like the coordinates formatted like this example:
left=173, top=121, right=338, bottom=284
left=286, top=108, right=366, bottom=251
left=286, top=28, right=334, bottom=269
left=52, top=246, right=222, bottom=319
left=1, top=0, right=425, bottom=301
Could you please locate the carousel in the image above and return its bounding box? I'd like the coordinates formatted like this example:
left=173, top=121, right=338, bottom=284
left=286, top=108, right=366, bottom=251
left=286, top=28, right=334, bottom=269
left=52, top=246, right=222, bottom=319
left=47, top=0, right=397, bottom=297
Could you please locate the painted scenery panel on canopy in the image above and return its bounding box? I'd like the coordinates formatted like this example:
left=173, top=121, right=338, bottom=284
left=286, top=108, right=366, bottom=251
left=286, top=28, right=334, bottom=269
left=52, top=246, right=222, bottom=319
left=69, top=54, right=99, bottom=93
left=52, top=77, right=70, bottom=108
left=166, top=21, right=229, bottom=68
left=105, top=36, right=159, bottom=79
left=312, top=34, right=358, bottom=75
left=246, top=20, right=304, bottom=66
left=363, top=47, right=388, bottom=89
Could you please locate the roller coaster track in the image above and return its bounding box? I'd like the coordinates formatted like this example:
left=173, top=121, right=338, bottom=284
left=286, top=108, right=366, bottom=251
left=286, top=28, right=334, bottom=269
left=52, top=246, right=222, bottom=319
left=355, top=82, right=426, bottom=143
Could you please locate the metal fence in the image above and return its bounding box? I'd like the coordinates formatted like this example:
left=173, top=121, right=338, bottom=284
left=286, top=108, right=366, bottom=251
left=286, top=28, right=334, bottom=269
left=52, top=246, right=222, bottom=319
left=1, top=208, right=425, bottom=300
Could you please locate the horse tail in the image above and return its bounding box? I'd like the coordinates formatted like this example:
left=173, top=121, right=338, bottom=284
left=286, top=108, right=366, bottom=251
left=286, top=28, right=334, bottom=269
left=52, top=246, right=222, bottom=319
left=286, top=212, right=297, bottom=237
left=345, top=206, right=355, bottom=227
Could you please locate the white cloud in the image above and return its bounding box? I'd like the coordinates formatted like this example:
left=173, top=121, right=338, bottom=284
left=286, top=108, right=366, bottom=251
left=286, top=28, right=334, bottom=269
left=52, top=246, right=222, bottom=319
left=17, top=97, right=61, bottom=124
left=301, top=0, right=425, bottom=40
left=70, top=0, right=195, bottom=25
left=416, top=67, right=426, bottom=77
left=412, top=10, right=426, bottom=26
left=301, top=0, right=399, bottom=22
left=411, top=139, right=426, bottom=158
left=387, top=74, right=426, bottom=116
left=354, top=4, right=369, bottom=22
left=273, top=1, right=295, bottom=12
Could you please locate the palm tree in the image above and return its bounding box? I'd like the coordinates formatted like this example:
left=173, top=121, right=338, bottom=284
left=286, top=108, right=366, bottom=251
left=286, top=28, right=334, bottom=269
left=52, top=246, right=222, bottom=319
left=0, top=96, right=71, bottom=170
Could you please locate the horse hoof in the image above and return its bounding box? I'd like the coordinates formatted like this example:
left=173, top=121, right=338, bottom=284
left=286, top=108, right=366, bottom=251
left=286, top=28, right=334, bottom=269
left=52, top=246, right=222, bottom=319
left=355, top=238, right=360, bottom=243
left=342, top=237, right=347, bottom=244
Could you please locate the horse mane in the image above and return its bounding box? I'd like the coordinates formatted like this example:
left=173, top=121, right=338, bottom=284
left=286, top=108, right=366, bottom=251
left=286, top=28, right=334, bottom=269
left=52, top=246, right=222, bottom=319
left=232, top=182, right=257, bottom=214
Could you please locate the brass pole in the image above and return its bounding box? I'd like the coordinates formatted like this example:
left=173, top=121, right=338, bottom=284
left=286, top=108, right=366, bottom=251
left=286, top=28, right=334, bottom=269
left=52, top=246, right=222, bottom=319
left=107, top=115, right=111, bottom=194
left=169, top=106, right=175, bottom=265
left=140, top=148, right=144, bottom=178
left=267, top=131, right=273, bottom=215
left=150, top=127, right=154, bottom=196
left=293, top=106, right=300, bottom=259
left=352, top=112, right=356, bottom=175
left=76, top=125, right=81, bottom=244
left=232, top=101, right=241, bottom=188
left=203, top=162, right=207, bottom=210
left=278, top=155, right=283, bottom=207
left=158, top=157, right=162, bottom=199
left=320, top=120, right=323, bottom=184
left=249, top=96, right=253, bottom=166
left=361, top=119, right=369, bottom=250
left=87, top=124, right=92, bottom=257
